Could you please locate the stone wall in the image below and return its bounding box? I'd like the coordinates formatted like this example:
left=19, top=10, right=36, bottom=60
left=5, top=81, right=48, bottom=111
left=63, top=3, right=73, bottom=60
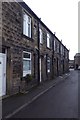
left=0, top=2, right=2, bottom=52
left=2, top=2, right=39, bottom=94
left=2, top=1, right=69, bottom=95
left=39, top=24, right=53, bottom=81
left=74, top=54, right=80, bottom=69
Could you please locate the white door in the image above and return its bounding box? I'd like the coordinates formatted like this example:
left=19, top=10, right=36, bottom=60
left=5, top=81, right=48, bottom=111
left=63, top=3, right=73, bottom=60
left=40, top=58, right=42, bottom=83
left=0, top=53, right=6, bottom=96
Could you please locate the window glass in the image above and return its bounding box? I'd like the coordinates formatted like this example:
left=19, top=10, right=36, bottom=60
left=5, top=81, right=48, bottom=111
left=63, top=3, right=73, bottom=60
left=23, top=12, right=31, bottom=38
left=23, top=52, right=30, bottom=59
left=23, top=60, right=31, bottom=71
left=54, top=40, right=55, bottom=51
left=61, top=45, right=63, bottom=54
left=39, top=29, right=43, bottom=44
left=23, top=52, right=31, bottom=76
left=47, top=57, right=50, bottom=73
left=28, top=23, right=31, bottom=37
left=57, top=42, right=59, bottom=53
left=28, top=17, right=30, bottom=23
left=47, top=33, right=50, bottom=48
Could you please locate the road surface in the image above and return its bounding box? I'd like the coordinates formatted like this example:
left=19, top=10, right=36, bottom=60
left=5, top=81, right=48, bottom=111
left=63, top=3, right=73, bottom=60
left=11, top=70, right=78, bottom=118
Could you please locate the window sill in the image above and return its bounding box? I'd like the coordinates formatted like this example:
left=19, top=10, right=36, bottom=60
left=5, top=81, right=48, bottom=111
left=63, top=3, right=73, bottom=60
left=46, top=47, right=52, bottom=50
left=40, top=43, right=43, bottom=45
left=22, top=34, right=34, bottom=41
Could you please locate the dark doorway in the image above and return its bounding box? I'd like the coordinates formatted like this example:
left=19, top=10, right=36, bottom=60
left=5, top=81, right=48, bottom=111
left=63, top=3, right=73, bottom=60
left=75, top=64, right=78, bottom=69
left=57, top=58, right=59, bottom=76
left=63, top=60, right=64, bottom=73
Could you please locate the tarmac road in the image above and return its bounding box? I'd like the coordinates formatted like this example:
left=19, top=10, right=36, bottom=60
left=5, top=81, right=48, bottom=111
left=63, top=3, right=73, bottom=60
left=12, top=70, right=78, bottom=118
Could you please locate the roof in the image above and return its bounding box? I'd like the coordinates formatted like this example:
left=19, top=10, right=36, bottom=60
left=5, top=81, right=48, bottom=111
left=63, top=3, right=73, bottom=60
left=16, top=0, right=69, bottom=51
left=74, top=53, right=80, bottom=57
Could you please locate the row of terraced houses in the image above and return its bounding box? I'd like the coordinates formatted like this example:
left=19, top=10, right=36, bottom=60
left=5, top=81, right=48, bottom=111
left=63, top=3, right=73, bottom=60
left=0, top=0, right=69, bottom=96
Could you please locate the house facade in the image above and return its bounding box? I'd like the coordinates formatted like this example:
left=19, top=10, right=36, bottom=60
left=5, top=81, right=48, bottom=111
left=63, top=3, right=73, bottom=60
left=0, top=1, right=69, bottom=96
left=53, top=36, right=69, bottom=76
left=69, top=60, right=74, bottom=69
left=74, top=53, right=80, bottom=69
left=39, top=22, right=54, bottom=82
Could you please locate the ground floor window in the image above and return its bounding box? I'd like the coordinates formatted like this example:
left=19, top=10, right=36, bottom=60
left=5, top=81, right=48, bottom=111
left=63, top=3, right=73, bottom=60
left=47, top=57, right=51, bottom=73
left=23, top=51, right=31, bottom=76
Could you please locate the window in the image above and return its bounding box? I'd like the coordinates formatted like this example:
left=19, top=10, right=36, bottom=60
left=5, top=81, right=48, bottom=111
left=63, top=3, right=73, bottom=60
left=39, top=29, right=43, bottom=44
left=23, top=12, right=31, bottom=38
left=47, top=33, right=50, bottom=48
left=57, top=42, right=59, bottom=53
left=47, top=57, right=50, bottom=73
left=23, top=52, right=31, bottom=77
left=54, top=39, right=56, bottom=51
left=67, top=52, right=69, bottom=59
left=66, top=51, right=68, bottom=59
left=61, top=45, right=63, bottom=54
left=63, top=47, right=64, bottom=56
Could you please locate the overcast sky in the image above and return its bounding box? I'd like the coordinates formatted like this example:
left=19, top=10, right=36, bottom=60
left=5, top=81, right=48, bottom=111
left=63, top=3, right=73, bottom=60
left=23, top=0, right=79, bottom=60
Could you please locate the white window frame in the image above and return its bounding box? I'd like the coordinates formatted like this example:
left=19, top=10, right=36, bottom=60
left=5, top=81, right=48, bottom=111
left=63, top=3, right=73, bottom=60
left=66, top=51, right=68, bottom=59
left=57, top=42, right=59, bottom=53
left=54, top=39, right=56, bottom=51
left=61, top=45, right=63, bottom=55
left=23, top=12, right=31, bottom=38
left=47, top=33, right=50, bottom=48
left=23, top=51, right=31, bottom=77
left=39, top=28, right=43, bottom=44
left=63, top=47, right=64, bottom=56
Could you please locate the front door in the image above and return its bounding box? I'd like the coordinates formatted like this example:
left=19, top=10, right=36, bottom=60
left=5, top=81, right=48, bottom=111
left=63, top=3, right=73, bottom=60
left=40, top=58, right=42, bottom=83
left=63, top=60, right=64, bottom=73
left=57, top=58, right=59, bottom=76
left=0, top=53, right=6, bottom=96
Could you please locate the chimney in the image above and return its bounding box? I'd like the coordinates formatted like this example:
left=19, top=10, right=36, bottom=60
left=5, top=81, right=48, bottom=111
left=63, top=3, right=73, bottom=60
left=54, top=32, right=56, bottom=35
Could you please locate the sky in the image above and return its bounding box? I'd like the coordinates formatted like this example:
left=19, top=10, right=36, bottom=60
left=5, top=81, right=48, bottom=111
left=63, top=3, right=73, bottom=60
left=23, top=0, right=79, bottom=60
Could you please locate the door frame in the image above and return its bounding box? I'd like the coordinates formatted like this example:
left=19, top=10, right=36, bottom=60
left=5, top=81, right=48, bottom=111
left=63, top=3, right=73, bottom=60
left=39, top=57, right=42, bottom=83
left=0, top=53, right=6, bottom=96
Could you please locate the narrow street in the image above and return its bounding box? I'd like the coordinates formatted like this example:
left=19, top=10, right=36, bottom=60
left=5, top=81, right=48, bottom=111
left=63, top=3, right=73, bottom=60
left=11, top=70, right=78, bottom=118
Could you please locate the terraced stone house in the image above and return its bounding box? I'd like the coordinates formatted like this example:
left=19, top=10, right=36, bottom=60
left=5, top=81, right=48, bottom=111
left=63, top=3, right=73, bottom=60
left=74, top=53, right=80, bottom=69
left=0, top=0, right=69, bottom=96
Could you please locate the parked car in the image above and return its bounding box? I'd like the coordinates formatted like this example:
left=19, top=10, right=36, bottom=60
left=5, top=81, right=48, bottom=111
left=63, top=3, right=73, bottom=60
left=78, top=66, right=80, bottom=70
left=69, top=65, right=74, bottom=69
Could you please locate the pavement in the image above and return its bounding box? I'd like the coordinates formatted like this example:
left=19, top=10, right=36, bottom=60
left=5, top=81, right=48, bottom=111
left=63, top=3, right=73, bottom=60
left=2, top=72, right=70, bottom=119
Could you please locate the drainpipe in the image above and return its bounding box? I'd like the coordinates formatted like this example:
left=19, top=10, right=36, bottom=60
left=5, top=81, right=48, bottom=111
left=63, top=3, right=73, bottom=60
left=52, top=34, right=55, bottom=79
left=37, top=21, right=40, bottom=85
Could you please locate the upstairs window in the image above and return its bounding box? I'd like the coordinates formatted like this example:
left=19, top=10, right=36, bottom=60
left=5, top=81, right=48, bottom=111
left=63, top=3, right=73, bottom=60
left=65, top=51, right=68, bottom=59
left=47, top=33, right=50, bottom=48
left=54, top=39, right=56, bottom=51
left=23, top=12, right=31, bottom=38
left=39, top=29, right=43, bottom=44
left=61, top=45, right=63, bottom=55
left=63, top=47, right=65, bottom=56
left=57, top=42, right=59, bottom=53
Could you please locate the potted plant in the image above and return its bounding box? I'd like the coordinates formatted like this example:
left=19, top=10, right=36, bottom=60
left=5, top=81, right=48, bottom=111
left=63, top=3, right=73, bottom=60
left=20, top=74, right=33, bottom=93
left=21, top=74, right=33, bottom=83
left=24, top=74, right=33, bottom=84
